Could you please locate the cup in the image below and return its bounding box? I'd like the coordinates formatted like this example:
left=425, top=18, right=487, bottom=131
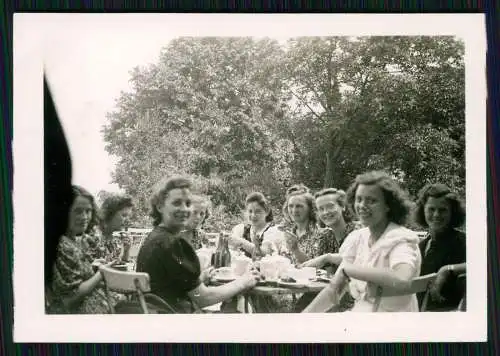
left=297, top=266, right=316, bottom=281
left=232, top=256, right=252, bottom=276
left=196, top=249, right=212, bottom=270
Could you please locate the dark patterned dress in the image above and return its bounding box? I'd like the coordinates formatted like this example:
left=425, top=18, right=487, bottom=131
left=48, top=235, right=118, bottom=314
left=293, top=222, right=357, bottom=313
left=82, top=232, right=123, bottom=262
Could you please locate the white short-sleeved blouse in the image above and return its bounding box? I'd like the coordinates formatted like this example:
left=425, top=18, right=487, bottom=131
left=339, top=222, right=422, bottom=312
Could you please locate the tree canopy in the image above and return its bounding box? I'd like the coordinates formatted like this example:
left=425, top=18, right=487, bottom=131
left=102, top=36, right=465, bottom=229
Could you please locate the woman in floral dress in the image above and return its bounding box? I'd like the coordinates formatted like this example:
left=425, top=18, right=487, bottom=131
left=48, top=186, right=118, bottom=314
left=297, top=188, right=357, bottom=312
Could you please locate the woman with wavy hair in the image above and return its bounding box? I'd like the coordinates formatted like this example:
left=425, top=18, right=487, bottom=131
left=414, top=183, right=466, bottom=311
left=280, top=185, right=326, bottom=264
left=135, top=176, right=260, bottom=313
left=84, top=193, right=134, bottom=263
left=304, top=171, right=422, bottom=313
left=229, top=192, right=283, bottom=258
left=49, top=186, right=117, bottom=314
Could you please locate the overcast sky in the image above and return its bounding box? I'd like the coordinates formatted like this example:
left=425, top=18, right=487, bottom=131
left=44, top=18, right=176, bottom=196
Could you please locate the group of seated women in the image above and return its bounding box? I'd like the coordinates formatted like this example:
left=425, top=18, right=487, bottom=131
left=46, top=170, right=466, bottom=314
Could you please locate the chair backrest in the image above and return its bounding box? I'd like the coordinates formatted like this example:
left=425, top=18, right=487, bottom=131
left=100, top=265, right=151, bottom=294
left=372, top=273, right=437, bottom=312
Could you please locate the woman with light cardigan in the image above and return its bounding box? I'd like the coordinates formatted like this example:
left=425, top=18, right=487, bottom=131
left=303, top=171, right=422, bottom=313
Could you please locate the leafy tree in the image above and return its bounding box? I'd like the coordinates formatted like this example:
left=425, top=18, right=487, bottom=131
left=103, top=37, right=295, bottom=222
left=281, top=36, right=465, bottom=195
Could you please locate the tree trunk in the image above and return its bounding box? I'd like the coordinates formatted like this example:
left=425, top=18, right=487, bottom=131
left=324, top=150, right=334, bottom=188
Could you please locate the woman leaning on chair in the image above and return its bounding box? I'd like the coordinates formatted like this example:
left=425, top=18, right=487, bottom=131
left=414, top=183, right=466, bottom=312
left=303, top=171, right=422, bottom=313
left=135, top=176, right=260, bottom=313
left=48, top=186, right=118, bottom=314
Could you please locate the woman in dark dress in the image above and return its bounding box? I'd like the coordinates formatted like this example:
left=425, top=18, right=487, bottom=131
left=135, top=176, right=260, bottom=313
left=414, top=183, right=466, bottom=311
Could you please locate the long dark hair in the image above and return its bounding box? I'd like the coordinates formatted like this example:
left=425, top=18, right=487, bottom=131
left=413, top=183, right=465, bottom=229
left=71, top=185, right=99, bottom=234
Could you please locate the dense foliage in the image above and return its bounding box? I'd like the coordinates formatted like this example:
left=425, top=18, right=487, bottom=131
left=102, top=36, right=465, bottom=230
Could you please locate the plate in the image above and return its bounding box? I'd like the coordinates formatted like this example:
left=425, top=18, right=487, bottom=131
left=212, top=275, right=236, bottom=283
left=278, top=280, right=307, bottom=288
left=313, top=276, right=331, bottom=283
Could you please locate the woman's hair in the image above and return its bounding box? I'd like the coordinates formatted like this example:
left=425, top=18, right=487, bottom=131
left=100, top=193, right=134, bottom=225
left=413, top=183, right=465, bottom=229
left=149, top=176, right=192, bottom=227
left=286, top=184, right=310, bottom=196
left=191, top=194, right=212, bottom=226
left=245, top=192, right=273, bottom=223
left=71, top=185, right=99, bottom=234
left=346, top=171, right=412, bottom=226
left=314, top=188, right=353, bottom=226
left=282, top=188, right=317, bottom=225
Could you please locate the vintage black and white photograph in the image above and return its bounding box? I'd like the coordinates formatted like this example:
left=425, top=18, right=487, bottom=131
left=13, top=14, right=486, bottom=343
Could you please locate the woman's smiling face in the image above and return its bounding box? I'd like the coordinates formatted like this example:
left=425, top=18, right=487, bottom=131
left=157, top=188, right=192, bottom=230
left=424, top=196, right=452, bottom=233
left=68, top=196, right=93, bottom=236
left=354, top=184, right=389, bottom=228
left=287, top=195, right=309, bottom=224
left=316, top=194, right=343, bottom=227
left=246, top=202, right=268, bottom=227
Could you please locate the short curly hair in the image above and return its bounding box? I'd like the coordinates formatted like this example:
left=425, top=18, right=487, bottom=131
left=71, top=185, right=99, bottom=234
left=100, top=194, right=133, bottom=225
left=282, top=189, right=317, bottom=225
left=149, top=176, right=192, bottom=227
left=413, top=183, right=465, bottom=229
left=314, top=188, right=353, bottom=226
left=246, top=192, right=274, bottom=223
left=191, top=194, right=212, bottom=226
left=346, top=171, right=412, bottom=226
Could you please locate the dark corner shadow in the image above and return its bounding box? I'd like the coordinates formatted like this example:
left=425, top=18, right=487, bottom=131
left=44, top=73, right=73, bottom=288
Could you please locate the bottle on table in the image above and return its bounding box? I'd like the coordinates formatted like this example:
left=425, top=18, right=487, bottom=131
left=212, top=233, right=232, bottom=268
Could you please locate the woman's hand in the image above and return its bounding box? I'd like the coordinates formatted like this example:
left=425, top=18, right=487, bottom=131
left=261, top=240, right=277, bottom=255
left=283, top=230, right=299, bottom=252
left=300, top=255, right=327, bottom=268
left=238, top=270, right=261, bottom=290
left=200, top=267, right=216, bottom=284
left=97, top=260, right=116, bottom=273
left=430, top=266, right=452, bottom=303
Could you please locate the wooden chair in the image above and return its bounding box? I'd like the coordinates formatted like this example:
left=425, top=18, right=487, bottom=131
left=100, top=265, right=177, bottom=314
left=371, top=273, right=437, bottom=312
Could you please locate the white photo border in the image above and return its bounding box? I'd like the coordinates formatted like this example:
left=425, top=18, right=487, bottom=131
left=13, top=13, right=487, bottom=343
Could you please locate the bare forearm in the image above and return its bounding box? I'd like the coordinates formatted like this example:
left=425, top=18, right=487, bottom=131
left=230, top=236, right=254, bottom=254
left=447, top=262, right=466, bottom=274
left=302, top=284, right=339, bottom=313
left=64, top=272, right=103, bottom=306
left=343, top=264, right=412, bottom=290
left=192, top=280, right=247, bottom=308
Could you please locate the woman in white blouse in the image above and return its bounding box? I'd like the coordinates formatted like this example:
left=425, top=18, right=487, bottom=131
left=229, top=192, right=286, bottom=258
left=303, top=171, right=422, bottom=313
